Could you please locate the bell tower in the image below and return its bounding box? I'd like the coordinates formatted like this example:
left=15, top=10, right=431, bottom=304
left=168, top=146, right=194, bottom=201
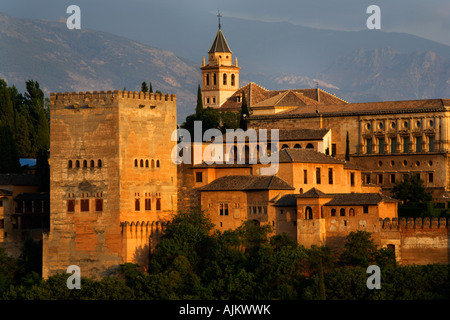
left=200, top=12, right=240, bottom=108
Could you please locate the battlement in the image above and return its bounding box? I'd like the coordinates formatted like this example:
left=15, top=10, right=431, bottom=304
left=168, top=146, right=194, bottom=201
left=50, top=90, right=176, bottom=107
left=380, top=217, right=449, bottom=230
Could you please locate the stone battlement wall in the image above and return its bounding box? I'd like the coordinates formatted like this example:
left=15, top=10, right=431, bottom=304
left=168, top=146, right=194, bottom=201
left=50, top=90, right=176, bottom=107
left=380, top=217, right=448, bottom=230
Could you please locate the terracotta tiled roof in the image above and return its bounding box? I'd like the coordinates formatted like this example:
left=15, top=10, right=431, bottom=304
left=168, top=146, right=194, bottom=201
left=277, top=148, right=345, bottom=164
left=197, top=175, right=295, bottom=191
left=218, top=83, right=348, bottom=112
left=250, top=99, right=450, bottom=120
left=296, top=188, right=330, bottom=198
left=274, top=194, right=297, bottom=207
left=324, top=193, right=398, bottom=206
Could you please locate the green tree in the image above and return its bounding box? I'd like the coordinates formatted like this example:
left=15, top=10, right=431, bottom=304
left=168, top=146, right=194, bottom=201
left=149, top=82, right=153, bottom=93
left=339, top=230, right=378, bottom=267
left=239, top=91, right=249, bottom=130
left=392, top=174, right=432, bottom=205
left=345, top=131, right=350, bottom=161
left=0, top=125, right=20, bottom=173
left=195, top=84, right=203, bottom=116
left=141, top=81, right=148, bottom=93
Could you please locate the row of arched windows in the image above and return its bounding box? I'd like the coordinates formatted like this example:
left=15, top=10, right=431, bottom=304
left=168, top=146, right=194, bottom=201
left=68, top=159, right=102, bottom=169
left=304, top=206, right=367, bottom=220
left=205, top=73, right=236, bottom=87
left=134, top=159, right=160, bottom=168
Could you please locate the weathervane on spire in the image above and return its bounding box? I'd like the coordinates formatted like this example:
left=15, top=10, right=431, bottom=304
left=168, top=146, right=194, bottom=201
left=217, top=10, right=222, bottom=29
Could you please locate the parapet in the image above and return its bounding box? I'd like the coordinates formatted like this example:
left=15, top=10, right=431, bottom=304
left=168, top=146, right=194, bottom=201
left=381, top=217, right=448, bottom=230
left=50, top=90, right=176, bottom=107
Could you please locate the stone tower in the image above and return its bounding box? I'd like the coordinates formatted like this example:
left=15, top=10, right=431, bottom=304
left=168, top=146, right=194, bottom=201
left=43, top=90, right=178, bottom=279
left=200, top=21, right=240, bottom=108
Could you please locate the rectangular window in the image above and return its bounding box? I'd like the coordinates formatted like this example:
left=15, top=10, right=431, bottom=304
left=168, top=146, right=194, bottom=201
left=429, top=136, right=435, bottom=152
left=403, top=137, right=410, bottom=153
left=303, top=170, right=308, bottom=184
left=377, top=174, right=383, bottom=184
left=316, top=168, right=321, bottom=184
left=391, top=137, right=397, bottom=153
left=156, top=198, right=161, bottom=211
left=390, top=173, right=396, bottom=184
left=363, top=205, right=369, bottom=214
left=0, top=200, right=3, bottom=207
left=328, top=168, right=333, bottom=184
left=332, top=144, right=337, bottom=156
left=80, top=199, right=89, bottom=212
left=135, top=199, right=140, bottom=211
left=416, top=136, right=422, bottom=152
left=365, top=174, right=371, bottom=184
left=350, top=172, right=355, bottom=186
left=428, top=172, right=434, bottom=183
left=67, top=200, right=75, bottom=213
left=95, top=199, right=103, bottom=212
left=219, top=203, right=229, bottom=216
left=366, top=138, right=372, bottom=154
left=378, top=139, right=384, bottom=154
left=196, top=172, right=203, bottom=183
left=145, top=198, right=151, bottom=211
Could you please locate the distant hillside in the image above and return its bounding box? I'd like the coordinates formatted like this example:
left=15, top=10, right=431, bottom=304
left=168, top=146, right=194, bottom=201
left=315, top=47, right=450, bottom=102
left=0, top=12, right=200, bottom=121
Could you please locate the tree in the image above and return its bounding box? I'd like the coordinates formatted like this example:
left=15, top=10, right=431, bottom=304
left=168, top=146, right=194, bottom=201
left=392, top=174, right=432, bottom=205
left=339, top=230, right=378, bottom=267
left=149, top=82, right=153, bottom=93
left=195, top=84, right=203, bottom=116
left=141, top=81, right=148, bottom=93
left=0, top=125, right=20, bottom=173
left=345, top=131, right=350, bottom=161
left=239, top=91, right=249, bottom=130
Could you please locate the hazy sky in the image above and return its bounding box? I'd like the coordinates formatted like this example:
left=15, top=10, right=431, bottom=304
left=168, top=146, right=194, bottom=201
left=2, top=0, right=450, bottom=46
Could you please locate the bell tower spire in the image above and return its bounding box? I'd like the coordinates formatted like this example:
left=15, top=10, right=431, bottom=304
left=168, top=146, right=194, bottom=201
left=200, top=15, right=241, bottom=109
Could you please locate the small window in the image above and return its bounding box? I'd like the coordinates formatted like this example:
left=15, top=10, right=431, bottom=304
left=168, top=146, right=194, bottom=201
left=151, top=160, right=155, bottom=168
left=90, top=160, right=95, bottom=168
left=135, top=199, right=140, bottom=211
left=196, top=172, right=203, bottom=183
left=390, top=174, right=396, bottom=184
left=76, top=160, right=80, bottom=168
left=140, top=159, right=144, bottom=167
left=219, top=203, right=229, bottom=216
left=156, top=198, right=161, bottom=211
left=134, top=159, right=138, bottom=167
left=156, top=160, right=160, bottom=168
left=98, top=159, right=102, bottom=168
left=428, top=173, right=434, bottom=183
left=340, top=208, right=345, bottom=216
left=328, top=168, right=333, bottom=184
left=145, top=198, right=151, bottom=211
left=95, top=199, right=103, bottom=212
left=83, top=160, right=87, bottom=168
left=316, top=168, right=321, bottom=184
left=231, top=74, right=235, bottom=86
left=303, top=170, right=308, bottom=184
left=80, top=199, right=89, bottom=212
left=350, top=172, right=355, bottom=186
left=145, top=160, right=149, bottom=168
left=67, top=200, right=75, bottom=212
left=331, top=208, right=336, bottom=217
left=349, top=208, right=355, bottom=216
left=68, top=160, right=73, bottom=169
left=363, top=205, right=369, bottom=214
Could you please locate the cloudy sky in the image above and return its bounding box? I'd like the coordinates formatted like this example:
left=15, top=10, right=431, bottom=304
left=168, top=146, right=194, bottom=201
left=2, top=0, right=450, bottom=47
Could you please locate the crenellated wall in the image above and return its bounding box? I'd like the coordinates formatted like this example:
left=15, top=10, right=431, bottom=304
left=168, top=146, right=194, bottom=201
left=380, top=217, right=449, bottom=265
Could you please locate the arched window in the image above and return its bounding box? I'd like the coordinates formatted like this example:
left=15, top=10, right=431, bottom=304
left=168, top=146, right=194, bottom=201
left=305, top=207, right=313, bottom=220
left=331, top=208, right=336, bottom=217
left=145, top=160, right=149, bottom=168
left=156, top=198, right=161, bottom=211
left=213, top=73, right=217, bottom=86
left=83, top=160, right=87, bottom=168
left=349, top=208, right=355, bottom=216
left=76, top=160, right=80, bottom=168
left=90, top=160, right=95, bottom=168
left=206, top=74, right=210, bottom=86
left=134, top=159, right=138, bottom=167
left=98, top=159, right=102, bottom=168
left=340, top=208, right=345, bottom=216
left=140, top=159, right=144, bottom=167
left=151, top=159, right=155, bottom=168
left=156, top=160, right=160, bottom=168
left=231, top=74, right=235, bottom=86
left=306, top=143, right=314, bottom=149
left=294, top=144, right=302, bottom=149
left=244, top=145, right=250, bottom=164
left=223, top=73, right=227, bottom=85
left=231, top=146, right=238, bottom=163
left=68, top=160, right=72, bottom=169
left=135, top=199, right=140, bottom=211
